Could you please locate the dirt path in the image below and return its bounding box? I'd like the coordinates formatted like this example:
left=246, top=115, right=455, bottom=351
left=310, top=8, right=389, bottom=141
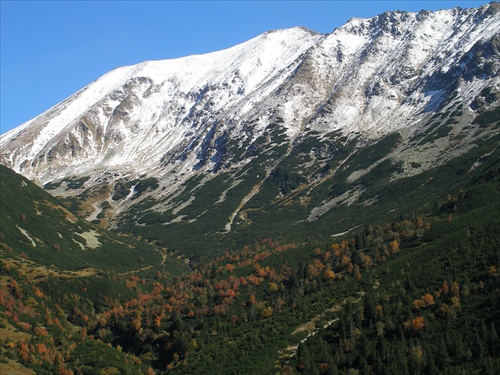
left=276, top=292, right=365, bottom=367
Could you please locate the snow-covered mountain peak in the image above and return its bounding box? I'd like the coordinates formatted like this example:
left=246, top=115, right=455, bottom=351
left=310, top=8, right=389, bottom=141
left=0, top=26, right=322, bottom=178
left=132, top=26, right=322, bottom=89
left=1, top=4, right=499, bottom=191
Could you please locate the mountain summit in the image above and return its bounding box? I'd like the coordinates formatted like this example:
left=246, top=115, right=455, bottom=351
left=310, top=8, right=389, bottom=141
left=1, top=3, right=499, bottom=257
left=1, top=27, right=322, bottom=180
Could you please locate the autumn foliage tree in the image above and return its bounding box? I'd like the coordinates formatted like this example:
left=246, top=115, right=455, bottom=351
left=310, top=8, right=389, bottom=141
left=412, top=316, right=425, bottom=333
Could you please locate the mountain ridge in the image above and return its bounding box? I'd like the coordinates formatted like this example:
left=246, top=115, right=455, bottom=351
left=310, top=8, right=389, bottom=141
left=0, top=4, right=496, bottom=182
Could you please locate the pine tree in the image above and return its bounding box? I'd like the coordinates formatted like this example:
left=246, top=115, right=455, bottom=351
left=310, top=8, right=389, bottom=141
left=436, top=335, right=449, bottom=371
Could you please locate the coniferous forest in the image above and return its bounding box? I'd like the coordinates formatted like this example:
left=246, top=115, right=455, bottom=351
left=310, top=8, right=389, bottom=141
left=0, top=159, right=499, bottom=374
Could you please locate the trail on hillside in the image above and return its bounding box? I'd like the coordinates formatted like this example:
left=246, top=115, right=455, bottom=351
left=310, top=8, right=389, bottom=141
left=276, top=292, right=365, bottom=368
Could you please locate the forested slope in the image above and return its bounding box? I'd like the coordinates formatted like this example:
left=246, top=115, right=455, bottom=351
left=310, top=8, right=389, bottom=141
left=1, top=162, right=498, bottom=374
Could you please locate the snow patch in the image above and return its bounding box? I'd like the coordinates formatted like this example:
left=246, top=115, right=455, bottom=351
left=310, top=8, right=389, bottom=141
left=17, top=226, right=37, bottom=247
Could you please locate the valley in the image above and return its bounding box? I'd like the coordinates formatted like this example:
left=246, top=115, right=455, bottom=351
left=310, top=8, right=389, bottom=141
left=0, top=3, right=499, bottom=374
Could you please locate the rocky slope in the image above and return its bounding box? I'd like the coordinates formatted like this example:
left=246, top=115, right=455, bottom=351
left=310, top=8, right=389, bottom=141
left=1, top=3, right=499, bottom=258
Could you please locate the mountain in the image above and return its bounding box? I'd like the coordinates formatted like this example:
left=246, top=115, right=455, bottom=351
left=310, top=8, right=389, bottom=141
left=1, top=3, right=499, bottom=260
left=1, top=4, right=499, bottom=373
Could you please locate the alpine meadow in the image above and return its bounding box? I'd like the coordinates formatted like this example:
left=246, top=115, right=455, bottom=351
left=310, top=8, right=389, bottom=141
left=0, top=3, right=499, bottom=374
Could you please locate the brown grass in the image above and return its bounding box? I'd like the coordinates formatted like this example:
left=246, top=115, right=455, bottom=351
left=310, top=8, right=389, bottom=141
left=0, top=360, right=36, bottom=375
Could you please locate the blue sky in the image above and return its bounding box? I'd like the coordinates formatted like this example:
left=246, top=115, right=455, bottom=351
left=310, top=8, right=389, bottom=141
left=0, top=1, right=492, bottom=135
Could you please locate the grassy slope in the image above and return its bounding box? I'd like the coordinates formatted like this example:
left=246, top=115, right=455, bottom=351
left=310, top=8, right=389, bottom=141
left=0, top=164, right=189, bottom=274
